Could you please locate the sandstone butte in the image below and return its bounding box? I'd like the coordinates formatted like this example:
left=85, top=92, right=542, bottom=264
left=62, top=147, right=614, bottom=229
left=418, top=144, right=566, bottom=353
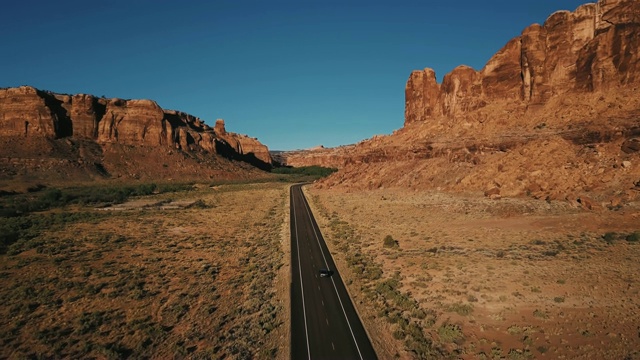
left=0, top=86, right=273, bottom=183
left=286, top=0, right=640, bottom=207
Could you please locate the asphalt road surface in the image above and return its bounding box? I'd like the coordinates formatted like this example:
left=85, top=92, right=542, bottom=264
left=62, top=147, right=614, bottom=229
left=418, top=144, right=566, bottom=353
left=290, top=184, right=378, bottom=360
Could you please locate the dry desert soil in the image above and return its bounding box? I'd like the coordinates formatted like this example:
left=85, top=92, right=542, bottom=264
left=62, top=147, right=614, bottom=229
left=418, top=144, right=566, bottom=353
left=2, top=180, right=640, bottom=359
left=305, top=186, right=640, bottom=360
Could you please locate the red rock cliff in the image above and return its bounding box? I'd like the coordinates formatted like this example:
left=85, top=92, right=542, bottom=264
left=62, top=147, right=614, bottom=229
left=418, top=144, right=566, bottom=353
left=0, top=86, right=272, bottom=170
left=405, top=0, right=640, bottom=125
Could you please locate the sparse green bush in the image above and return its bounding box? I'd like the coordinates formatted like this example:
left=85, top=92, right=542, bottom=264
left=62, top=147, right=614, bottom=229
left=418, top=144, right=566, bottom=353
left=446, top=302, right=474, bottom=316
left=393, top=328, right=406, bottom=340
left=404, top=336, right=440, bottom=359
left=0, top=183, right=195, bottom=215
left=1, top=212, right=106, bottom=255
left=507, top=325, right=523, bottom=335
left=508, top=348, right=534, bottom=359
left=438, top=323, right=464, bottom=344
left=383, top=235, right=398, bottom=248
left=602, top=232, right=617, bottom=243
left=271, top=165, right=337, bottom=178
left=625, top=231, right=640, bottom=242
left=533, top=309, right=548, bottom=319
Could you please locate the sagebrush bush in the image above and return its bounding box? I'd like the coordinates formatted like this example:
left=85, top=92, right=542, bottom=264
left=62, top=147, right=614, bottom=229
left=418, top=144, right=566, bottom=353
left=602, top=232, right=617, bottom=243
left=625, top=231, right=640, bottom=242
left=383, top=235, right=398, bottom=248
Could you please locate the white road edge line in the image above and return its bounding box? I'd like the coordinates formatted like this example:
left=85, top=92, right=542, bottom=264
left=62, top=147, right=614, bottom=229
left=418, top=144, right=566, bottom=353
left=299, top=187, right=365, bottom=360
left=292, top=186, right=312, bottom=360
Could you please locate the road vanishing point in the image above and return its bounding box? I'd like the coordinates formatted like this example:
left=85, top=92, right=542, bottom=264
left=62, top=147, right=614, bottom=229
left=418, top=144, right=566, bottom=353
left=290, top=184, right=378, bottom=360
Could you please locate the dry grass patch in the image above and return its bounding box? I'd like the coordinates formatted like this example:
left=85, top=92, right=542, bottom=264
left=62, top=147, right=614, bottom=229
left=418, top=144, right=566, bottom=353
left=0, top=182, right=289, bottom=359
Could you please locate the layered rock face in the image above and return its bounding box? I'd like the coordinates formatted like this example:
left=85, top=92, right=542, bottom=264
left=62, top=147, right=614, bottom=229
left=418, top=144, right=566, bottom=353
left=213, top=119, right=272, bottom=167
left=279, top=144, right=355, bottom=169
left=0, top=86, right=68, bottom=138
left=0, top=86, right=273, bottom=180
left=405, top=0, right=640, bottom=124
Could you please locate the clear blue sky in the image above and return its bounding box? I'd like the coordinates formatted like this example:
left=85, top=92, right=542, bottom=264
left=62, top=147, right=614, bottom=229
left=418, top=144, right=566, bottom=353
left=1, top=0, right=589, bottom=150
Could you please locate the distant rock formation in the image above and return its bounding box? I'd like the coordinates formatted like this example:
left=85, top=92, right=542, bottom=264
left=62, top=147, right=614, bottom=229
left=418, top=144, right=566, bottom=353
left=0, top=86, right=273, bottom=181
left=213, top=119, right=272, bottom=168
left=405, top=0, right=640, bottom=124
left=279, top=144, right=355, bottom=169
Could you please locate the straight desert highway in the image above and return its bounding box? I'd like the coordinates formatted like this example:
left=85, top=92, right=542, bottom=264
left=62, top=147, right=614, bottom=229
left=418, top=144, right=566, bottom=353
left=290, top=184, right=378, bottom=360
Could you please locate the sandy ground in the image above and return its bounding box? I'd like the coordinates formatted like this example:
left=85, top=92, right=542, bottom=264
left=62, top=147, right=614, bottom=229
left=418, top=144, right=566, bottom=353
left=306, top=186, right=640, bottom=359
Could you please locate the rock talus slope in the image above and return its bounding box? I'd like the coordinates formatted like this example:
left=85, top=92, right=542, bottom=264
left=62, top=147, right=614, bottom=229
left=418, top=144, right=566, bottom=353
left=0, top=86, right=273, bottom=182
left=292, top=0, right=640, bottom=205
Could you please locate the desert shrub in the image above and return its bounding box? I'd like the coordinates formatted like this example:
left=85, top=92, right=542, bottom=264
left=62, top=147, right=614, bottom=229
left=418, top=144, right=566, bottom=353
left=602, top=232, right=617, bottom=243
left=0, top=183, right=196, bottom=215
left=625, top=231, right=640, bottom=242
left=186, top=199, right=209, bottom=209
left=393, top=328, right=406, bottom=340
left=533, top=309, right=548, bottom=319
left=0, top=216, right=40, bottom=254
left=438, top=323, right=464, bottom=343
left=507, top=325, right=524, bottom=335
left=155, top=183, right=193, bottom=193
left=405, top=322, right=424, bottom=339
left=0, top=207, right=20, bottom=218
left=271, top=165, right=337, bottom=178
left=375, top=277, right=400, bottom=295
left=383, top=235, right=398, bottom=248
left=446, top=302, right=474, bottom=316
left=77, top=311, right=108, bottom=335
left=411, top=308, right=427, bottom=320
left=508, top=348, right=534, bottom=359
left=0, top=211, right=106, bottom=255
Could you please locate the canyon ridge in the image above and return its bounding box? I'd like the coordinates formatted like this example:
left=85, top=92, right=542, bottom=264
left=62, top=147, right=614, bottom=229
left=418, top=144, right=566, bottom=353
left=0, top=86, right=273, bottom=187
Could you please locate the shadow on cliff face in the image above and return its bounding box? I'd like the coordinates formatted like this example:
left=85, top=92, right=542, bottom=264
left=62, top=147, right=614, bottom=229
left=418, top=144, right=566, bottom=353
left=215, top=140, right=272, bottom=171
left=92, top=98, right=107, bottom=138
left=163, top=111, right=185, bottom=129
left=38, top=90, right=72, bottom=138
